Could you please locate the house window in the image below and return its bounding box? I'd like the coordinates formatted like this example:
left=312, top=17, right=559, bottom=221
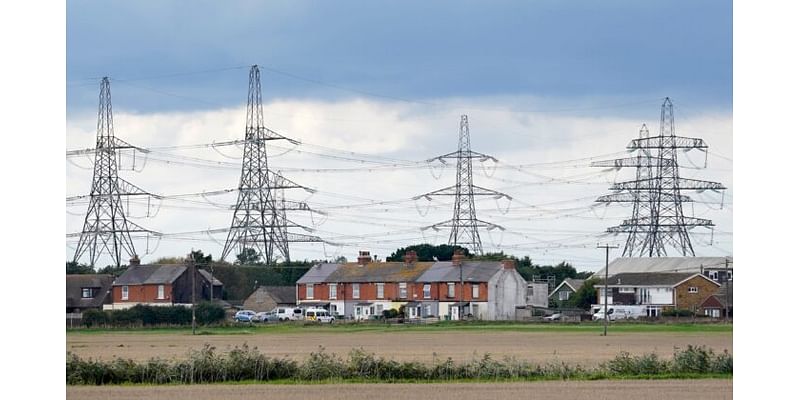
left=619, top=287, right=635, bottom=293
left=306, top=284, right=314, bottom=299
left=447, top=283, right=455, bottom=298
left=121, top=285, right=129, bottom=300
left=558, top=290, right=570, bottom=301
left=688, top=287, right=698, bottom=293
left=157, top=285, right=165, bottom=300
left=472, top=284, right=479, bottom=299
left=709, top=271, right=718, bottom=281
left=424, top=304, right=431, bottom=316
left=377, top=283, right=384, bottom=299
left=329, top=284, right=337, bottom=299
left=352, top=283, right=360, bottom=299
left=399, top=283, right=407, bottom=298
left=423, top=284, right=431, bottom=299
left=81, top=288, right=93, bottom=298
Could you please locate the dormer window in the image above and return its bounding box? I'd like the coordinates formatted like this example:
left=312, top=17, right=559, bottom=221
left=81, top=288, right=93, bottom=298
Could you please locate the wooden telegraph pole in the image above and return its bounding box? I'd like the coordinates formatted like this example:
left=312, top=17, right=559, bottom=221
left=597, top=244, right=619, bottom=336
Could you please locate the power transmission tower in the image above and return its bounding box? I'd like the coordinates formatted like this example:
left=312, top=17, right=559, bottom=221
left=415, top=115, right=511, bottom=255
left=71, top=77, right=159, bottom=267
left=221, top=65, right=323, bottom=264
left=592, top=98, right=725, bottom=256
left=267, top=171, right=327, bottom=263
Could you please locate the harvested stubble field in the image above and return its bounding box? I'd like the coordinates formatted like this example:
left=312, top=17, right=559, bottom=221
left=66, top=380, right=733, bottom=400
left=66, top=323, right=732, bottom=366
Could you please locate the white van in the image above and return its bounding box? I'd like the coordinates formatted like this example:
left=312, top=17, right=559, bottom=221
left=592, top=305, right=646, bottom=321
left=274, top=307, right=303, bottom=321
left=304, top=308, right=335, bottom=323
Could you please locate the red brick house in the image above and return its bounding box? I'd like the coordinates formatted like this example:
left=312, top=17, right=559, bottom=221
left=107, top=261, right=223, bottom=310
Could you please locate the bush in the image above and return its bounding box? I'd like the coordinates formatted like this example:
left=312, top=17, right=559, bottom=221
left=79, top=304, right=225, bottom=328
left=382, top=308, right=399, bottom=319
left=81, top=309, right=108, bottom=328
left=65, top=346, right=732, bottom=385
left=195, top=302, right=226, bottom=325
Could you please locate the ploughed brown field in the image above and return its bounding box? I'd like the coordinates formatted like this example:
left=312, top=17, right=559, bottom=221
left=66, top=330, right=732, bottom=366
left=67, top=380, right=733, bottom=400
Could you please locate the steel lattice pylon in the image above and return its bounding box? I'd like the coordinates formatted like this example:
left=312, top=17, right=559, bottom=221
left=592, top=98, right=726, bottom=256
left=72, top=78, right=155, bottom=267
left=415, top=115, right=510, bottom=255
left=221, top=66, right=323, bottom=264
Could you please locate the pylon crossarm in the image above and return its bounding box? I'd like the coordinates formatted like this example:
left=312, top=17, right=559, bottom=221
left=116, top=177, right=162, bottom=198
left=596, top=192, right=692, bottom=203
left=590, top=156, right=674, bottom=168
left=628, top=135, right=708, bottom=150
left=610, top=177, right=726, bottom=191
left=428, top=150, right=498, bottom=163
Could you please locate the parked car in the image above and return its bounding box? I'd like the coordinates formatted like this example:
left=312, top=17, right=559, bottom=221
left=234, top=310, right=256, bottom=322
left=543, top=313, right=562, bottom=321
left=274, top=307, right=304, bottom=321
left=252, top=311, right=279, bottom=323
left=304, top=308, right=335, bottom=323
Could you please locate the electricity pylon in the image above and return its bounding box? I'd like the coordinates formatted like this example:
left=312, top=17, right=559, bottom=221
left=415, top=115, right=510, bottom=255
left=71, top=77, right=158, bottom=267
left=592, top=98, right=725, bottom=256
left=221, top=65, right=323, bottom=264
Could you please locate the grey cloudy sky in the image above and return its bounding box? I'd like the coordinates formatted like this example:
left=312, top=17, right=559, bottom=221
left=66, top=1, right=733, bottom=270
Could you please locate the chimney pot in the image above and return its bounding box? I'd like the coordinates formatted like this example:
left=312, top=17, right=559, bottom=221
left=501, top=259, right=516, bottom=270
left=357, top=250, right=371, bottom=266
left=129, top=255, right=140, bottom=266
left=452, top=249, right=465, bottom=266
left=404, top=250, right=418, bottom=266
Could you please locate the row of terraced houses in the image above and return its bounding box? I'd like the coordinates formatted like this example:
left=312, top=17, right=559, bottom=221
left=295, top=250, right=534, bottom=320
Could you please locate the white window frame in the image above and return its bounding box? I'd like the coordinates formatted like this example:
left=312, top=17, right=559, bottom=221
left=472, top=284, right=479, bottom=299
left=157, top=285, right=165, bottom=300
left=619, top=287, right=635, bottom=293
left=306, top=284, right=314, bottom=299
left=352, top=283, right=360, bottom=299
left=121, top=285, right=129, bottom=300
left=399, top=282, right=407, bottom=298
left=377, top=283, right=384, bottom=299
left=329, top=283, right=337, bottom=299
left=558, top=290, right=570, bottom=301
left=423, top=284, right=431, bottom=299
left=688, top=286, right=698, bottom=293
left=81, top=288, right=92, bottom=298
left=447, top=282, right=455, bottom=298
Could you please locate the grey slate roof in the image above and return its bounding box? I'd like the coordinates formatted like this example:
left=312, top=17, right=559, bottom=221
left=415, top=261, right=502, bottom=283
left=593, top=257, right=732, bottom=277
left=296, top=263, right=341, bottom=284
left=261, top=286, right=297, bottom=303
left=113, top=264, right=186, bottom=285
left=297, top=260, right=507, bottom=284
left=599, top=272, right=701, bottom=287
left=66, top=274, right=114, bottom=309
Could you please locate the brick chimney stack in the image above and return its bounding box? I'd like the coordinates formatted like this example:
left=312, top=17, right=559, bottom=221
left=501, top=259, right=516, bottom=270
left=403, top=250, right=418, bottom=266
left=357, top=250, right=371, bottom=266
left=451, top=249, right=465, bottom=266
left=129, top=255, right=140, bottom=266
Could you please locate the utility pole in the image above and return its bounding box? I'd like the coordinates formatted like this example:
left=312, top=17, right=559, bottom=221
left=189, top=255, right=197, bottom=335
left=598, top=244, right=619, bottom=336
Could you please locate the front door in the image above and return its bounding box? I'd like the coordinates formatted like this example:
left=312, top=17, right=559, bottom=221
left=450, top=305, right=460, bottom=321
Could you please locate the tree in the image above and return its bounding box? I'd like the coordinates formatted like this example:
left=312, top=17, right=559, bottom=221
left=333, top=255, right=347, bottom=263
left=66, top=261, right=95, bottom=274
left=570, top=278, right=599, bottom=310
left=386, top=244, right=471, bottom=262
left=235, top=248, right=262, bottom=265
left=190, top=249, right=213, bottom=267
left=97, top=264, right=128, bottom=277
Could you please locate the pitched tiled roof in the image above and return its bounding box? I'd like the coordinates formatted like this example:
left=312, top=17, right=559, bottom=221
left=66, top=274, right=114, bottom=308
left=198, top=269, right=223, bottom=286
left=298, top=260, right=509, bottom=284
left=593, top=257, right=732, bottom=277
left=324, top=261, right=433, bottom=283
left=599, top=272, right=697, bottom=287
left=416, top=261, right=503, bottom=283
left=113, top=264, right=186, bottom=285
left=254, top=286, right=297, bottom=303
